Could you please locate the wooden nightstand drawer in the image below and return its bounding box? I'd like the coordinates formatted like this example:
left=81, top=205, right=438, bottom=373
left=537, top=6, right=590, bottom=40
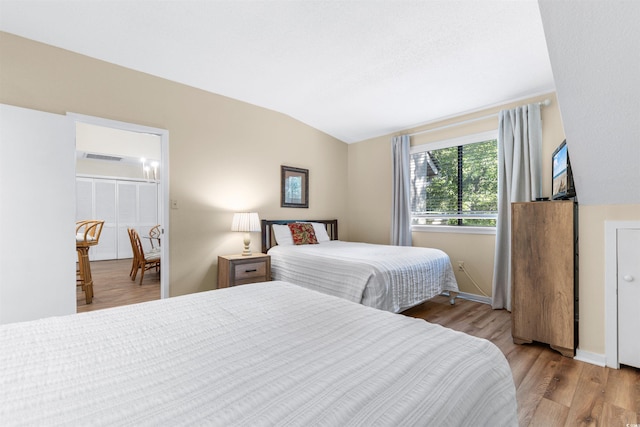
left=234, top=261, right=266, bottom=281
left=218, top=253, right=271, bottom=288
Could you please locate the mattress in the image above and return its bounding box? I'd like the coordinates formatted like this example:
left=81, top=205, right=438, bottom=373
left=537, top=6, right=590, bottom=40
left=269, top=240, right=459, bottom=312
left=0, top=281, right=516, bottom=426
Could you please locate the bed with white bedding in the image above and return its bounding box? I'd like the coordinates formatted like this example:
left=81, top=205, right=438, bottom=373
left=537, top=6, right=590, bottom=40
left=262, top=219, right=459, bottom=313
left=1, top=281, right=516, bottom=426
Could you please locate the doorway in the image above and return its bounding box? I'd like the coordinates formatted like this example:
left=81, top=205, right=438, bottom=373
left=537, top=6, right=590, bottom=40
left=70, top=113, right=169, bottom=302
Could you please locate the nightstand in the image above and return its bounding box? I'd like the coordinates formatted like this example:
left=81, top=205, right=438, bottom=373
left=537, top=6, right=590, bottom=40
left=217, top=253, right=271, bottom=288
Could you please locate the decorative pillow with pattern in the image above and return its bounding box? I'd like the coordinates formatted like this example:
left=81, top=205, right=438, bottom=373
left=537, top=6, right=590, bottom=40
left=288, top=222, right=318, bottom=245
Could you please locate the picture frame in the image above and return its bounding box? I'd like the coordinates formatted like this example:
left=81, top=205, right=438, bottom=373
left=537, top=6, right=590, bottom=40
left=281, top=165, right=309, bottom=208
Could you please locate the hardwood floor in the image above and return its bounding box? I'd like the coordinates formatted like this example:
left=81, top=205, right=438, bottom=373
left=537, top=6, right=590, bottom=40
left=77, top=258, right=160, bottom=313
left=404, top=296, right=640, bottom=427
left=76, top=265, right=638, bottom=426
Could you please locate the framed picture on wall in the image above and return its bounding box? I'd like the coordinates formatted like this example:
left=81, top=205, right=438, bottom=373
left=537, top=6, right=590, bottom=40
left=281, top=165, right=308, bottom=208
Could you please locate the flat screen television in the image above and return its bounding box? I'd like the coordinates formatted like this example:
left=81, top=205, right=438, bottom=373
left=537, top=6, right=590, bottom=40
left=552, top=139, right=576, bottom=200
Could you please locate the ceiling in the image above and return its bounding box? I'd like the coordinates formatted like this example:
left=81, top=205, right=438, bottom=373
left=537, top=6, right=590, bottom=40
left=0, top=0, right=555, bottom=143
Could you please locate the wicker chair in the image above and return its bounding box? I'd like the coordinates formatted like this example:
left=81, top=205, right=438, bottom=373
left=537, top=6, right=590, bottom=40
left=126, top=228, right=139, bottom=278
left=129, top=228, right=160, bottom=285
left=148, top=224, right=161, bottom=249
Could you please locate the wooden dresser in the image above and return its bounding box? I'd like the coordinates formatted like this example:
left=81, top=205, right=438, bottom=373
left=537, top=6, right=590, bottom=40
left=511, top=201, right=578, bottom=357
left=217, top=253, right=271, bottom=288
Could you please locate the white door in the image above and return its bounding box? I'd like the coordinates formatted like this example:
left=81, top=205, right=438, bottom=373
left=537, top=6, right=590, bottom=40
left=0, top=104, right=76, bottom=323
left=93, top=179, right=118, bottom=260
left=618, top=228, right=640, bottom=369
left=77, top=178, right=158, bottom=260
left=117, top=181, right=137, bottom=259
left=137, top=182, right=159, bottom=253
left=76, top=178, right=93, bottom=219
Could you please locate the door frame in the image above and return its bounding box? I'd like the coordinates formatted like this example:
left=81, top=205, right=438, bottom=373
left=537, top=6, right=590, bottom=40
left=68, top=113, right=170, bottom=299
left=604, top=220, right=640, bottom=368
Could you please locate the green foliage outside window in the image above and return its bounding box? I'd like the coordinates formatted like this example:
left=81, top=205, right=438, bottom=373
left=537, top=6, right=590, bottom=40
left=411, top=139, right=497, bottom=226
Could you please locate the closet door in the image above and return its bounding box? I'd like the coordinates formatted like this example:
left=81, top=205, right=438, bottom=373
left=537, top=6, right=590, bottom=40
left=117, top=181, right=138, bottom=259
left=138, top=182, right=159, bottom=253
left=76, top=178, right=117, bottom=261
left=92, top=180, right=117, bottom=260
left=618, top=228, right=640, bottom=369
left=76, top=178, right=93, bottom=220
left=76, top=178, right=159, bottom=260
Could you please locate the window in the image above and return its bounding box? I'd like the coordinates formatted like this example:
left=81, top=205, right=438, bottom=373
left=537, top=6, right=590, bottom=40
left=410, top=132, right=498, bottom=227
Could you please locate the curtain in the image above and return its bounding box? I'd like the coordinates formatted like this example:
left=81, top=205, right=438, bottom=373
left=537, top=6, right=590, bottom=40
left=391, top=134, right=412, bottom=246
left=492, top=104, right=542, bottom=310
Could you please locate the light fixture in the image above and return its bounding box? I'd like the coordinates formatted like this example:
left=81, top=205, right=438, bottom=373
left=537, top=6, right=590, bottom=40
left=150, top=161, right=159, bottom=181
left=231, top=212, right=261, bottom=256
left=141, top=158, right=160, bottom=182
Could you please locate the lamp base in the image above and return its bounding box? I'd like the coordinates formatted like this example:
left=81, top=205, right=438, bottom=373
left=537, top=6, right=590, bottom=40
left=241, top=232, right=252, bottom=256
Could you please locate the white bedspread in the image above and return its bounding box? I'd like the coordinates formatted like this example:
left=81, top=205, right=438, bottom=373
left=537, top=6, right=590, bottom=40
left=0, top=282, right=516, bottom=426
left=269, top=240, right=459, bottom=312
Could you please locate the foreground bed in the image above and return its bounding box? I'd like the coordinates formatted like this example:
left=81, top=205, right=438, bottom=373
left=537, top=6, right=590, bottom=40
left=0, top=281, right=516, bottom=426
left=263, top=219, right=459, bottom=312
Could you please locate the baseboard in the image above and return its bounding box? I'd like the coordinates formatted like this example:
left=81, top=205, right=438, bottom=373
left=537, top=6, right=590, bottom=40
left=574, top=349, right=606, bottom=367
left=443, top=291, right=492, bottom=305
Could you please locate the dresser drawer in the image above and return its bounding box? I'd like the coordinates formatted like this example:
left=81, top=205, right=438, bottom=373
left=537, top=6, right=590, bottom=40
left=234, top=261, right=266, bottom=281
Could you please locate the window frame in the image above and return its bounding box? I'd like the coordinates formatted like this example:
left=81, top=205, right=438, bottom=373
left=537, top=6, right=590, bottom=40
left=410, top=130, right=498, bottom=233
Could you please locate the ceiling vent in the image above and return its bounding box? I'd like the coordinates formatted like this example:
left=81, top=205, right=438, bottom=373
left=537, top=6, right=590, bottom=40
left=85, top=153, right=123, bottom=162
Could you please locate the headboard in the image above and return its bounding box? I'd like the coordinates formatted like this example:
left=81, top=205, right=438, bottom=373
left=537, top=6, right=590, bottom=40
left=261, top=219, right=338, bottom=254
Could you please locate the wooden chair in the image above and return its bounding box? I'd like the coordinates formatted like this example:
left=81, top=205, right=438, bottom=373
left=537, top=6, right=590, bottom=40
left=126, top=228, right=140, bottom=278
left=130, top=228, right=160, bottom=285
left=76, top=220, right=104, bottom=244
left=76, top=220, right=105, bottom=304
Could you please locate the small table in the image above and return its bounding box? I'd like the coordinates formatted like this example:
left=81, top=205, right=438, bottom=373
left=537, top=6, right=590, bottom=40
left=217, top=253, right=271, bottom=288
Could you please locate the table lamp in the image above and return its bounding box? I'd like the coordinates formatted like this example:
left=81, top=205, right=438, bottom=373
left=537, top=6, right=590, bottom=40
left=231, top=212, right=261, bottom=256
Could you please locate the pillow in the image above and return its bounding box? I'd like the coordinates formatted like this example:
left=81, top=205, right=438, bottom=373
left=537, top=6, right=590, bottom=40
left=272, top=224, right=294, bottom=246
left=288, top=223, right=318, bottom=245
left=308, top=222, right=331, bottom=242
left=76, top=232, right=96, bottom=242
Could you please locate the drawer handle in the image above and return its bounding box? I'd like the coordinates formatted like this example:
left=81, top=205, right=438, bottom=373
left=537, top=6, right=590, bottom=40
left=245, top=269, right=257, bottom=273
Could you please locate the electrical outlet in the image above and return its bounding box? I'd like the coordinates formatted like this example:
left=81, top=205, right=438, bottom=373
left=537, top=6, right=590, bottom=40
left=457, top=261, right=464, bottom=271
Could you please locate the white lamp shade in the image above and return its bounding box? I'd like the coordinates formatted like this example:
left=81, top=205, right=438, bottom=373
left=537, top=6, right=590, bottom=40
left=231, top=212, right=261, bottom=232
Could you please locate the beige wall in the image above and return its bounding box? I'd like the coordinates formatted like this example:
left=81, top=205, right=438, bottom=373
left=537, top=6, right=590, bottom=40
left=412, top=232, right=496, bottom=297
left=348, top=93, right=565, bottom=298
left=0, top=32, right=348, bottom=297
left=347, top=92, right=640, bottom=357
left=3, top=31, right=634, bottom=357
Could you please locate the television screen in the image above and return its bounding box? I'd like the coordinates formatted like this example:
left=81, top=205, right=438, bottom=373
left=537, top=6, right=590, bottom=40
left=552, top=140, right=575, bottom=200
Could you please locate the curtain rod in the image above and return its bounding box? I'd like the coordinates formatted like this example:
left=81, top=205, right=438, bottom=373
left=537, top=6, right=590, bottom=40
left=408, top=98, right=550, bottom=137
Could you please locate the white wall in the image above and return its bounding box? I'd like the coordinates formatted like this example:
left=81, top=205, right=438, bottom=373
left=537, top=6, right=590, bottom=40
left=539, top=0, right=640, bottom=206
